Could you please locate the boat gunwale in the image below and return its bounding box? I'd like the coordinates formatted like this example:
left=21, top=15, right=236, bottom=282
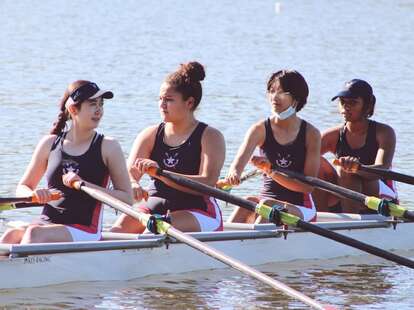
left=0, top=219, right=399, bottom=257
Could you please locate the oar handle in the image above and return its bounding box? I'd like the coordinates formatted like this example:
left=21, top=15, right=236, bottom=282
left=31, top=191, right=62, bottom=203
left=216, top=169, right=261, bottom=191
left=332, top=158, right=360, bottom=172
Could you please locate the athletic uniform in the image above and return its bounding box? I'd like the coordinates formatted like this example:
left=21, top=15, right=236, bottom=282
left=335, top=120, right=398, bottom=206
left=139, top=122, right=223, bottom=232
left=41, top=132, right=109, bottom=241
left=259, top=118, right=316, bottom=222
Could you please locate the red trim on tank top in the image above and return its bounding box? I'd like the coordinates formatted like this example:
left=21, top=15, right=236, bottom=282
left=67, top=175, right=109, bottom=234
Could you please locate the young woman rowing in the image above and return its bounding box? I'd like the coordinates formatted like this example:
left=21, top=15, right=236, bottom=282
left=226, top=70, right=320, bottom=223
left=314, top=79, right=397, bottom=214
left=0, top=80, right=132, bottom=244
left=111, top=61, right=225, bottom=233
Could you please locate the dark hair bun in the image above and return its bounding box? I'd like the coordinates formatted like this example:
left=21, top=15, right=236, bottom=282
left=180, top=61, right=205, bottom=83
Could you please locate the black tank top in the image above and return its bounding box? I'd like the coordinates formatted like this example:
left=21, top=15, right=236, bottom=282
left=148, top=122, right=209, bottom=209
left=260, top=118, right=308, bottom=205
left=335, top=120, right=378, bottom=165
left=43, top=132, right=109, bottom=225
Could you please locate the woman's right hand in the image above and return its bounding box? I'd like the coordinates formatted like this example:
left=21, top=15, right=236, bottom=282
left=32, top=188, right=59, bottom=204
left=131, top=182, right=148, bottom=202
left=226, top=169, right=242, bottom=186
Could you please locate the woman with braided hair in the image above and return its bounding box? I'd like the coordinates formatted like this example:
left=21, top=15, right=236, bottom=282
left=111, top=61, right=225, bottom=233
left=0, top=80, right=132, bottom=244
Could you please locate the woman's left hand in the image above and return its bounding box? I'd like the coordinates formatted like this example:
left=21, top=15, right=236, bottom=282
left=62, top=172, right=84, bottom=188
left=251, top=156, right=272, bottom=174
left=134, top=158, right=160, bottom=176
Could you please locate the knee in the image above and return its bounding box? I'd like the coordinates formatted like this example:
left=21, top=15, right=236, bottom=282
left=23, top=225, right=46, bottom=243
left=318, top=157, right=337, bottom=182
left=0, top=228, right=25, bottom=244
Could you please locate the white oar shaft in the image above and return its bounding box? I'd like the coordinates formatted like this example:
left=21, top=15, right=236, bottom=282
left=77, top=184, right=330, bottom=310
left=168, top=227, right=328, bottom=310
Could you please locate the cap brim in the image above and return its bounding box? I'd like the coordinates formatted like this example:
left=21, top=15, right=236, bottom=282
left=331, top=90, right=357, bottom=101
left=90, top=90, right=114, bottom=100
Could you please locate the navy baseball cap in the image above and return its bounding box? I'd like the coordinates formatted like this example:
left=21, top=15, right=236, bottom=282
left=331, top=79, right=373, bottom=101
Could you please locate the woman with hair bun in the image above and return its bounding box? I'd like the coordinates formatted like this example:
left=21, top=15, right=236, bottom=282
left=225, top=70, right=320, bottom=224
left=0, top=80, right=132, bottom=244
left=111, top=61, right=225, bottom=233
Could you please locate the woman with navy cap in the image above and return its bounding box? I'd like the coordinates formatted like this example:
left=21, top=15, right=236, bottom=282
left=0, top=80, right=132, bottom=244
left=314, top=79, right=397, bottom=214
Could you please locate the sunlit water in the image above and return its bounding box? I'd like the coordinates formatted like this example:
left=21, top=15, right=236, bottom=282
left=1, top=0, right=414, bottom=308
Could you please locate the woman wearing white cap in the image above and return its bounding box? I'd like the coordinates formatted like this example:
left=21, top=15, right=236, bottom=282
left=0, top=80, right=132, bottom=244
left=314, top=79, right=397, bottom=214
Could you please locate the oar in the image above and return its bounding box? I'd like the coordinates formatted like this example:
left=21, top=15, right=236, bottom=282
left=260, top=162, right=414, bottom=221
left=72, top=181, right=332, bottom=310
left=0, top=192, right=62, bottom=204
left=333, top=158, right=414, bottom=185
left=0, top=202, right=51, bottom=211
left=216, top=169, right=261, bottom=191
left=148, top=168, right=414, bottom=269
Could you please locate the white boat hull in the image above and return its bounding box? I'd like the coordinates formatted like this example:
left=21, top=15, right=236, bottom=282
left=0, top=214, right=413, bottom=289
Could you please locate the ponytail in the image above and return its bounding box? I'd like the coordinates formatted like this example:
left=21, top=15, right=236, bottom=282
left=50, top=90, right=70, bottom=135
left=50, top=80, right=89, bottom=135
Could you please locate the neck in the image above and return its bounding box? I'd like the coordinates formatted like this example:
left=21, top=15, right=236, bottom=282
left=272, top=114, right=299, bottom=128
left=346, top=119, right=369, bottom=133
left=166, top=115, right=198, bottom=135
left=67, top=124, right=95, bottom=143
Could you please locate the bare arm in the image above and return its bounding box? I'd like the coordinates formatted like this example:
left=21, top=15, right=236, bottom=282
left=321, top=126, right=340, bottom=155
left=356, top=123, right=396, bottom=180
left=226, top=121, right=265, bottom=184
left=16, top=135, right=55, bottom=197
left=100, top=138, right=133, bottom=205
left=127, top=125, right=158, bottom=182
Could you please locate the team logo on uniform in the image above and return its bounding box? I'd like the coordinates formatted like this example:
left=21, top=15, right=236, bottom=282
left=163, top=152, right=180, bottom=168
left=275, top=153, right=292, bottom=168
left=62, top=159, right=80, bottom=174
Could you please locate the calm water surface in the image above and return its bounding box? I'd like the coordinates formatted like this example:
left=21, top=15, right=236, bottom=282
left=1, top=0, right=414, bottom=308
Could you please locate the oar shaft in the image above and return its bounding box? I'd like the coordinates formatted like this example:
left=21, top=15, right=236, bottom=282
left=333, top=158, right=414, bottom=186
left=158, top=169, right=257, bottom=212
left=76, top=181, right=329, bottom=309
left=168, top=226, right=328, bottom=310
left=0, top=202, right=44, bottom=211
left=0, top=192, right=62, bottom=204
left=359, top=166, right=414, bottom=185
left=153, top=168, right=414, bottom=270
left=297, top=220, right=414, bottom=269
left=274, top=167, right=367, bottom=204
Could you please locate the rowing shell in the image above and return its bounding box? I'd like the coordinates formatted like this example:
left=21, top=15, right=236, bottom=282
left=0, top=213, right=412, bottom=289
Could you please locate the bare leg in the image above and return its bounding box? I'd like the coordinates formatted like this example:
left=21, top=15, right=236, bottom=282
left=227, top=196, right=260, bottom=224
left=170, top=211, right=201, bottom=232
left=0, top=227, right=26, bottom=244
left=312, top=157, right=340, bottom=212
left=20, top=225, right=73, bottom=244
left=110, top=213, right=146, bottom=234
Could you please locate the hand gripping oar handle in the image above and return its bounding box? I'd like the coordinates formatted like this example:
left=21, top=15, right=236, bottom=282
left=0, top=192, right=62, bottom=204
left=149, top=167, right=414, bottom=270
left=216, top=169, right=261, bottom=191
left=260, top=162, right=414, bottom=221
left=72, top=179, right=332, bottom=310
left=333, top=158, right=414, bottom=185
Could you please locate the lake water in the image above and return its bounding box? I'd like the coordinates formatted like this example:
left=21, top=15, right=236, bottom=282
left=1, top=0, right=414, bottom=308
